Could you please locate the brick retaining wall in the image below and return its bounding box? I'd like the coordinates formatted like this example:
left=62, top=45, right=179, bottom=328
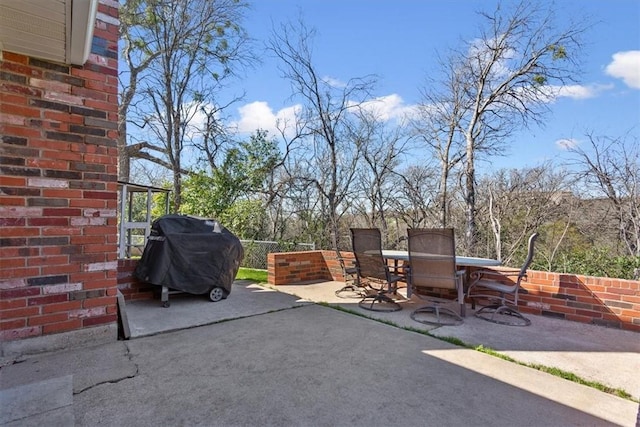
left=267, top=251, right=640, bottom=332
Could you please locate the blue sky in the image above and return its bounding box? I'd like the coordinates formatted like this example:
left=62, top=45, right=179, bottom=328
left=220, top=0, right=640, bottom=173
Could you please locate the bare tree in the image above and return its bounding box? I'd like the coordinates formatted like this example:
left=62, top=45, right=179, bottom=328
left=118, top=0, right=162, bottom=181
left=350, top=107, right=410, bottom=246
left=190, top=97, right=243, bottom=172
left=263, top=166, right=296, bottom=241
left=268, top=19, right=377, bottom=250
left=119, top=0, right=253, bottom=209
left=411, top=61, right=467, bottom=227
left=478, top=163, right=572, bottom=263
left=568, top=132, right=640, bottom=257
left=424, top=1, right=587, bottom=253
left=390, top=163, right=442, bottom=230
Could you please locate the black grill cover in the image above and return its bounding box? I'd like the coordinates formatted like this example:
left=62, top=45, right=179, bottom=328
left=134, top=214, right=244, bottom=295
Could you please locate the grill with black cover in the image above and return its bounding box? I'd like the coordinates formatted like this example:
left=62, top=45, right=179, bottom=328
left=135, top=214, right=244, bottom=307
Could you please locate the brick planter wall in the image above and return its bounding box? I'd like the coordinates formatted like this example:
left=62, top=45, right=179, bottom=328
left=268, top=251, right=640, bottom=332
left=0, top=1, right=120, bottom=356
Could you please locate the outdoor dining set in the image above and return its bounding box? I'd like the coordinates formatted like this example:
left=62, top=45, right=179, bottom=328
left=337, top=228, right=539, bottom=327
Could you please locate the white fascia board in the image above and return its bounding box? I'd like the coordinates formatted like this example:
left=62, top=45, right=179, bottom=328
left=68, top=0, right=98, bottom=65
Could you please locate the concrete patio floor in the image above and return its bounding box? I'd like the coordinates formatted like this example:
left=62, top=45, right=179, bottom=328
left=273, top=280, right=640, bottom=401
left=111, top=279, right=640, bottom=401
left=114, top=279, right=639, bottom=400
left=1, top=279, right=639, bottom=426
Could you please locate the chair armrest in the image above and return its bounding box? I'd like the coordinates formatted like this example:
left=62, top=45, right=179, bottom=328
left=469, top=269, right=530, bottom=293
left=344, top=266, right=357, bottom=274
left=389, top=274, right=403, bottom=284
left=470, top=269, right=524, bottom=284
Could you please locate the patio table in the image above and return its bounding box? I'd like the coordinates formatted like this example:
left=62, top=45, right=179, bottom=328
left=381, top=250, right=502, bottom=298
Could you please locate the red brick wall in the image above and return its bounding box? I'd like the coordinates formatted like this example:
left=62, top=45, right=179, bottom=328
left=117, top=259, right=155, bottom=301
left=0, top=1, right=120, bottom=348
left=517, top=270, right=640, bottom=332
left=267, top=250, right=356, bottom=285
left=323, top=251, right=357, bottom=282
left=268, top=251, right=640, bottom=331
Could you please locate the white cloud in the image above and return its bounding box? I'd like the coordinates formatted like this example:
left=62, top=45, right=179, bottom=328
left=555, top=84, right=613, bottom=99
left=468, top=36, right=515, bottom=79
left=357, top=94, right=418, bottom=122
left=540, top=83, right=613, bottom=102
left=555, top=138, right=579, bottom=150
left=605, top=50, right=640, bottom=89
left=230, top=95, right=419, bottom=141
left=321, top=76, right=347, bottom=88
left=183, top=101, right=214, bottom=136
left=231, top=101, right=300, bottom=137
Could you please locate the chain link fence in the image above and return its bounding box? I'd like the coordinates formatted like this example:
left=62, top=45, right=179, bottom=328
left=239, top=240, right=315, bottom=269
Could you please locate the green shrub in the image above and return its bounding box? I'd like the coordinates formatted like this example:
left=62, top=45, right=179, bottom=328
left=532, top=248, right=640, bottom=280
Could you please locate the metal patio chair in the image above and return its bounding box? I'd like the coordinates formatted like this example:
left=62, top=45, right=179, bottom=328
left=334, top=255, right=367, bottom=299
left=406, top=228, right=465, bottom=326
left=351, top=228, right=403, bottom=312
left=466, top=232, right=539, bottom=326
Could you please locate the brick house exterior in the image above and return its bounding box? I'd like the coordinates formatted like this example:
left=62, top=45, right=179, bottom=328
left=0, top=0, right=120, bottom=357
left=2, top=0, right=637, bottom=357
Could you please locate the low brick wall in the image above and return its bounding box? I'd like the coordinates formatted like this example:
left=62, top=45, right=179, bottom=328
left=117, top=259, right=154, bottom=301
left=517, top=270, right=640, bottom=331
left=267, top=250, right=355, bottom=285
left=267, top=251, right=640, bottom=332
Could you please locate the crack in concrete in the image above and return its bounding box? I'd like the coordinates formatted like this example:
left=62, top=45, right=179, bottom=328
left=73, top=342, right=140, bottom=395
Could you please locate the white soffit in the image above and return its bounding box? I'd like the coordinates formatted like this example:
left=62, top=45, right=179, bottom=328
left=0, top=0, right=98, bottom=65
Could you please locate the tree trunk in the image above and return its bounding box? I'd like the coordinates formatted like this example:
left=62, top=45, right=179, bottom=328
left=439, top=158, right=449, bottom=227
left=465, top=135, right=477, bottom=254
left=117, top=119, right=129, bottom=182
left=488, top=187, right=501, bottom=260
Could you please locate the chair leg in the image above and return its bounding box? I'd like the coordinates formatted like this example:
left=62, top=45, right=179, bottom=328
left=474, top=303, right=531, bottom=326
left=358, top=293, right=402, bottom=312
left=335, top=272, right=368, bottom=299
left=335, top=286, right=365, bottom=298
left=410, top=304, right=463, bottom=326
left=335, top=282, right=367, bottom=299
left=457, top=280, right=466, bottom=317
